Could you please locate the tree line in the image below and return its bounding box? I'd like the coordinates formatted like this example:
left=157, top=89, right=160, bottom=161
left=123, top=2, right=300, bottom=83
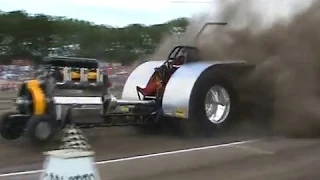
left=0, top=10, right=189, bottom=65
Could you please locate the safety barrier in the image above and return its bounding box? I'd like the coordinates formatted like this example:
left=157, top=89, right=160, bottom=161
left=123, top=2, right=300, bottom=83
left=0, top=81, right=21, bottom=91
left=0, top=92, right=16, bottom=110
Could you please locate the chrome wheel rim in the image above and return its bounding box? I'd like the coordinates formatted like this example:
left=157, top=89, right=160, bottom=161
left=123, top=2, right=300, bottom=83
left=35, top=122, right=51, bottom=140
left=204, top=85, right=231, bottom=124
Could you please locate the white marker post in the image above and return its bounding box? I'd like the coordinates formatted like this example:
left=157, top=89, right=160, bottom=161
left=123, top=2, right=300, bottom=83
left=40, top=125, right=101, bottom=180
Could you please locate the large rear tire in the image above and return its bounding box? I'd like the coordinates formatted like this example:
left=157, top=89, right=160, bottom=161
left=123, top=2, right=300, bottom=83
left=179, top=69, right=238, bottom=137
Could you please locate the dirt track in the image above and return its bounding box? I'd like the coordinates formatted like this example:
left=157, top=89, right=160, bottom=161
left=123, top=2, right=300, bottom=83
left=1, top=128, right=320, bottom=180
left=1, top=0, right=320, bottom=176
left=0, top=90, right=268, bottom=173
left=0, top=92, right=270, bottom=178
left=0, top=91, right=319, bottom=180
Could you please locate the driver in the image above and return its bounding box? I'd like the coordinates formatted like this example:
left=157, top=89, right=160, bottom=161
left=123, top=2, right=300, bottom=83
left=138, top=52, right=186, bottom=96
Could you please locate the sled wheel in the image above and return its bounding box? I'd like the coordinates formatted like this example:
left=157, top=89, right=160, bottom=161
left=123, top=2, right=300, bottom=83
left=180, top=69, right=238, bottom=137
left=0, top=112, right=25, bottom=140
left=26, top=115, right=56, bottom=145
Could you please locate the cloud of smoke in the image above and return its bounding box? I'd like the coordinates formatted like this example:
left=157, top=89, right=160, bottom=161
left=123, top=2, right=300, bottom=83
left=152, top=0, right=320, bottom=137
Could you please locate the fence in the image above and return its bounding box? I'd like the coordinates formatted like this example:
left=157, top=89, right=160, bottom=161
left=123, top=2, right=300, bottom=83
left=0, top=81, right=21, bottom=91
left=0, top=92, right=16, bottom=110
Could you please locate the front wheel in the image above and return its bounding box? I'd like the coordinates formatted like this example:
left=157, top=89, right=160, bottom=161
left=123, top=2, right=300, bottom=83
left=179, top=69, right=238, bottom=136
left=0, top=112, right=25, bottom=140
left=26, top=115, right=57, bottom=145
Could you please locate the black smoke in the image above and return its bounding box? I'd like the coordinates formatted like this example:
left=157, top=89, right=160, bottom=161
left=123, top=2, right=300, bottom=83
left=152, top=0, right=320, bottom=137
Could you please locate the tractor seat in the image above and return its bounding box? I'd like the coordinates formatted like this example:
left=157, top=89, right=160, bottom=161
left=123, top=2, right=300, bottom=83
left=136, top=86, right=157, bottom=100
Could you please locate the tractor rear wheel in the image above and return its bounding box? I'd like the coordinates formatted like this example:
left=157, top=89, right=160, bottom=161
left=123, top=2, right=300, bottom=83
left=179, top=69, right=238, bottom=137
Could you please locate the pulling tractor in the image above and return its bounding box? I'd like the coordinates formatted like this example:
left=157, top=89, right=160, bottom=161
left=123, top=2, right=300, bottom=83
left=0, top=23, right=256, bottom=145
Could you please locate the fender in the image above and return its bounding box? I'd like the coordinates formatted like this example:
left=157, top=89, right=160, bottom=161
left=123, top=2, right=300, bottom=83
left=121, top=61, right=165, bottom=100
left=162, top=60, right=248, bottom=119
left=26, top=80, right=47, bottom=115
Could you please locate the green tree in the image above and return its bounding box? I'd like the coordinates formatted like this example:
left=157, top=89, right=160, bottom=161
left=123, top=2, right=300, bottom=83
left=0, top=10, right=190, bottom=65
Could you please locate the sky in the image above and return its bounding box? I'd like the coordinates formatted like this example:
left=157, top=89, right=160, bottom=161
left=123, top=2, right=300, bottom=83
left=0, top=0, right=210, bottom=27
left=0, top=0, right=314, bottom=27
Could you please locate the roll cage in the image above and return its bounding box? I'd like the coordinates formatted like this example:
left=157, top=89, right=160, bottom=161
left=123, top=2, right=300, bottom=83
left=163, top=22, right=228, bottom=66
left=166, top=45, right=201, bottom=64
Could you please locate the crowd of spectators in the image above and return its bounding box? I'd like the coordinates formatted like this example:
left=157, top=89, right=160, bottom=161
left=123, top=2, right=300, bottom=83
left=0, top=65, right=34, bottom=91
left=104, top=66, right=132, bottom=91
